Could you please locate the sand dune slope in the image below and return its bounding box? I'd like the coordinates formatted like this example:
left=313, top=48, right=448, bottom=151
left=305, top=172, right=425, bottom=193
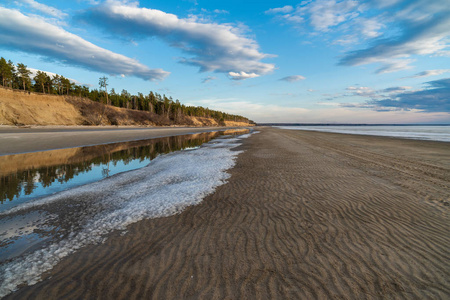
left=7, top=127, right=449, bottom=299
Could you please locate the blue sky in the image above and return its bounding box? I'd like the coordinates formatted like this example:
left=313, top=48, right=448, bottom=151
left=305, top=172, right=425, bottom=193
left=0, top=0, right=449, bottom=123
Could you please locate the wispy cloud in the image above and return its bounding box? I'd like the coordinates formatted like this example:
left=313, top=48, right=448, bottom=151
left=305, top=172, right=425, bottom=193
left=338, top=78, right=449, bottom=113
left=265, top=5, right=294, bottom=14
left=213, top=9, right=229, bottom=14
left=77, top=0, right=275, bottom=80
left=369, top=78, right=450, bottom=112
left=0, top=7, right=169, bottom=81
left=201, top=76, right=216, bottom=83
left=17, top=0, right=67, bottom=19
left=267, top=0, right=359, bottom=31
left=302, top=0, right=359, bottom=32
left=280, top=75, right=306, bottom=82
left=267, top=0, right=450, bottom=74
left=345, top=86, right=375, bottom=97
left=380, top=86, right=412, bottom=93
left=403, top=69, right=450, bottom=78
left=339, top=14, right=450, bottom=73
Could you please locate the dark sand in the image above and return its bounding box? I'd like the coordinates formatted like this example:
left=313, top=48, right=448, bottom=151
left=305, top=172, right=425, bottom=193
left=6, top=127, right=450, bottom=299
left=0, top=126, right=242, bottom=155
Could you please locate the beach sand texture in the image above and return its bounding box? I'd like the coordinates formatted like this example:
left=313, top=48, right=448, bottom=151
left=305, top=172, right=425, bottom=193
left=6, top=127, right=449, bottom=299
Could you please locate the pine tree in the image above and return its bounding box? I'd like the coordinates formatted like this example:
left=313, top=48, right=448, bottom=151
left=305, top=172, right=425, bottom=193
left=34, top=70, right=48, bottom=93
left=17, top=63, right=32, bottom=90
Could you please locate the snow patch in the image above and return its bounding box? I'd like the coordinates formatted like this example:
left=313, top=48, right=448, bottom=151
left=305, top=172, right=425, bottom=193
left=0, top=134, right=251, bottom=297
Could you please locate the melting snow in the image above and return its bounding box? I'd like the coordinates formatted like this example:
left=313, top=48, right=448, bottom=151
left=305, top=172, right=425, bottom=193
left=0, top=133, right=251, bottom=297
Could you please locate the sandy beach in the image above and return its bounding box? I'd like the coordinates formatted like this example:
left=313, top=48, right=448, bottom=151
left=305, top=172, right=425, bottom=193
left=4, top=127, right=450, bottom=299
left=0, top=126, right=243, bottom=155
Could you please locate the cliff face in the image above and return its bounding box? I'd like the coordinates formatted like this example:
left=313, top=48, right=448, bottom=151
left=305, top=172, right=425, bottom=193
left=0, top=88, right=251, bottom=127
left=0, top=88, right=83, bottom=126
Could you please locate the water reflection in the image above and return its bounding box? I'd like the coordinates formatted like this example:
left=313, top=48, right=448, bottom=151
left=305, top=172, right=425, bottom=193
left=0, top=129, right=249, bottom=212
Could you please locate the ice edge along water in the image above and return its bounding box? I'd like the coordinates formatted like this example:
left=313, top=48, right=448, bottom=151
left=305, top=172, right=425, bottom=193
left=0, top=132, right=253, bottom=297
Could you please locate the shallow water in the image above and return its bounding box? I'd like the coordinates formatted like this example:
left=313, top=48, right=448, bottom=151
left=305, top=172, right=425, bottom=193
left=0, top=129, right=249, bottom=212
left=0, top=129, right=251, bottom=297
left=276, top=125, right=450, bottom=142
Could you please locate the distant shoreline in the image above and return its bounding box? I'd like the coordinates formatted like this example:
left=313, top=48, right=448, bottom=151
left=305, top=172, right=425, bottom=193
left=259, top=123, right=450, bottom=126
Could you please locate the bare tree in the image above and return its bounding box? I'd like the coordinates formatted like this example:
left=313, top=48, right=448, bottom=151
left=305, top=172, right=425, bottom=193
left=99, top=76, right=110, bottom=105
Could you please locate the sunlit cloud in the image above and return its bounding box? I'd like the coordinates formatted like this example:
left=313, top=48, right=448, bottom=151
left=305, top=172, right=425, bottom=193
left=345, top=86, right=375, bottom=97
left=77, top=0, right=275, bottom=80
left=0, top=7, right=169, bottom=81
left=228, top=71, right=259, bottom=80
left=27, top=67, right=81, bottom=85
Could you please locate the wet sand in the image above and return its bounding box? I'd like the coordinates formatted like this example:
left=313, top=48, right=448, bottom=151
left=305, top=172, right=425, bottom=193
left=0, top=126, right=243, bottom=155
left=6, top=127, right=450, bottom=299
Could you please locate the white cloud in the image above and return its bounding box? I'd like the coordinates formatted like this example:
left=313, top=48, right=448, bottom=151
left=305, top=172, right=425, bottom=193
left=345, top=86, right=375, bottom=96
left=346, top=86, right=368, bottom=90
left=375, top=59, right=416, bottom=74
left=27, top=67, right=80, bottom=84
left=0, top=7, right=169, bottom=81
left=79, top=0, right=275, bottom=80
left=302, top=0, right=360, bottom=32
left=17, top=0, right=67, bottom=19
left=267, top=0, right=360, bottom=31
left=357, top=17, right=385, bottom=38
left=268, top=0, right=450, bottom=74
left=280, top=75, right=306, bottom=82
left=265, top=5, right=294, bottom=14
left=228, top=71, right=259, bottom=80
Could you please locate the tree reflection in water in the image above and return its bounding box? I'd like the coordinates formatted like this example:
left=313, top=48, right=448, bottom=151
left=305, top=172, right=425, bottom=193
left=0, top=129, right=249, bottom=208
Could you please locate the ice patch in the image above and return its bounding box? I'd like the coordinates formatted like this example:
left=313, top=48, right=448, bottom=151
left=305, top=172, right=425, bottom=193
left=0, top=134, right=251, bottom=297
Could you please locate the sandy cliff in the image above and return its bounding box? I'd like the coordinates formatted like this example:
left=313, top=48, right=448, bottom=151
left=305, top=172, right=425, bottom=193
left=0, top=88, right=251, bottom=127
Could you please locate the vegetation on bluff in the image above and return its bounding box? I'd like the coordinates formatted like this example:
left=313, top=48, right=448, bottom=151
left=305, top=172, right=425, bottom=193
left=0, top=57, right=253, bottom=124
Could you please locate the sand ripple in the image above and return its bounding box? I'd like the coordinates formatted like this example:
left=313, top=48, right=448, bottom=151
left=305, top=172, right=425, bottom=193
left=6, top=127, right=449, bottom=299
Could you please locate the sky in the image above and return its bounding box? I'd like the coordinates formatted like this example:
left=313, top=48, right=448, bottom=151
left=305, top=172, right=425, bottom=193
left=0, top=0, right=449, bottom=124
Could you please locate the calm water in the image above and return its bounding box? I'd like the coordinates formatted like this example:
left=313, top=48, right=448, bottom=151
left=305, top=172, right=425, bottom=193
left=276, top=125, right=450, bottom=142
left=0, top=129, right=249, bottom=212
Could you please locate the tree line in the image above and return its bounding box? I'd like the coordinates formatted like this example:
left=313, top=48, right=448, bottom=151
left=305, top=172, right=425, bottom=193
left=0, top=57, right=252, bottom=124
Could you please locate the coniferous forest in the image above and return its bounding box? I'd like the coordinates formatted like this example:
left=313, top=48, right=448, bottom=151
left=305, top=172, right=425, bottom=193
left=0, top=57, right=253, bottom=124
